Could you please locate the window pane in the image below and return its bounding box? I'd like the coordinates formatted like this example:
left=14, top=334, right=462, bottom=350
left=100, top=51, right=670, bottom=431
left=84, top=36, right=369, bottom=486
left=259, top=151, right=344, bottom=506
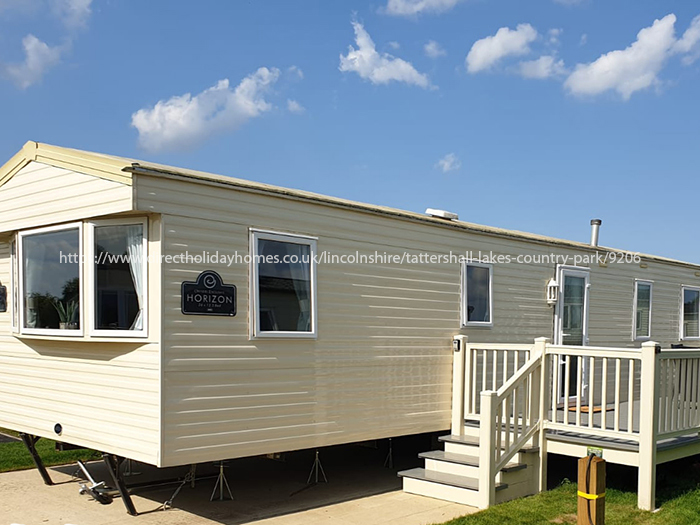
left=562, top=276, right=585, bottom=345
left=466, top=265, right=490, bottom=323
left=635, top=283, right=651, bottom=338
left=95, top=225, right=144, bottom=330
left=258, top=239, right=311, bottom=332
left=23, top=229, right=80, bottom=330
left=684, top=289, right=700, bottom=338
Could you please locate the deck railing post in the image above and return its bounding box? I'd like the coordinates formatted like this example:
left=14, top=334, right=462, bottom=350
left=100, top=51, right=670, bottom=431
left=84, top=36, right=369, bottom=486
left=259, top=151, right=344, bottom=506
left=478, top=390, right=498, bottom=509
left=638, top=341, right=660, bottom=511
left=452, top=335, right=468, bottom=437
left=535, top=337, right=550, bottom=494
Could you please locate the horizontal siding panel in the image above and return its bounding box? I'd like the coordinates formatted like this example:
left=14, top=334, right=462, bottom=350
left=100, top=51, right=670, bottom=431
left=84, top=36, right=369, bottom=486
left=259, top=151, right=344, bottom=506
left=0, top=232, right=161, bottom=465
left=0, top=162, right=132, bottom=233
left=132, top=174, right=700, bottom=466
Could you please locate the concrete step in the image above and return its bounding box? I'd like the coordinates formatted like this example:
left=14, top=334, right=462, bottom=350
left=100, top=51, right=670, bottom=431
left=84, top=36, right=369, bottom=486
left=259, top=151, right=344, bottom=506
left=399, top=467, right=506, bottom=507
left=419, top=450, right=527, bottom=478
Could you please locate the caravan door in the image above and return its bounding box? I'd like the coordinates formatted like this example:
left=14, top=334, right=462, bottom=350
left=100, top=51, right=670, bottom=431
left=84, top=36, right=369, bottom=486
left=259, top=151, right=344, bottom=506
left=555, top=267, right=590, bottom=402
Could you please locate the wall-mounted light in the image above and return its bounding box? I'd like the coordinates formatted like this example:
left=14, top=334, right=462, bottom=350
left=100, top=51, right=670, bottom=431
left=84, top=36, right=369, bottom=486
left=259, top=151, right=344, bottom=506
left=546, top=278, right=559, bottom=306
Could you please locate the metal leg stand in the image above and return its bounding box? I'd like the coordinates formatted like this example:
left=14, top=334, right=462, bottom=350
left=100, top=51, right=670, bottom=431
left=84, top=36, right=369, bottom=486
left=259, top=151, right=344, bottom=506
left=123, top=458, right=141, bottom=477
left=384, top=438, right=394, bottom=469
left=19, top=433, right=53, bottom=486
left=103, top=454, right=138, bottom=516
left=210, top=461, right=233, bottom=502
left=306, top=450, right=328, bottom=485
left=189, top=463, right=197, bottom=488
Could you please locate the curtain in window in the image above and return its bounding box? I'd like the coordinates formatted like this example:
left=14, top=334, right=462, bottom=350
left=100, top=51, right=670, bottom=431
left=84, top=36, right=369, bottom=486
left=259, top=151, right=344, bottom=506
left=23, top=241, right=45, bottom=328
left=285, top=243, right=311, bottom=331
left=126, top=225, right=144, bottom=330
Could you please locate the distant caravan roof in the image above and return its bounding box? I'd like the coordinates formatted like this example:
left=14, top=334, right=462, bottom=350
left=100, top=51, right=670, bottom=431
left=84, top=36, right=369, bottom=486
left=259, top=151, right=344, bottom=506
left=1, top=140, right=697, bottom=270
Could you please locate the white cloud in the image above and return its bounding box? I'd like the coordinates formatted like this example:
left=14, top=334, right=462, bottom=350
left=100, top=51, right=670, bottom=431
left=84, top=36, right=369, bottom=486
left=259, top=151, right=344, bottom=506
left=54, top=0, right=92, bottom=29
left=519, top=55, right=566, bottom=79
left=131, top=67, right=281, bottom=152
left=287, top=99, right=305, bottom=114
left=385, top=0, right=463, bottom=17
left=674, top=14, right=700, bottom=64
left=339, top=21, right=432, bottom=89
left=2, top=0, right=92, bottom=89
left=580, top=33, right=588, bottom=46
left=548, top=28, right=562, bottom=45
left=287, top=65, right=304, bottom=79
left=466, top=24, right=538, bottom=73
left=436, top=153, right=461, bottom=173
left=387, top=41, right=401, bottom=50
left=6, top=34, right=62, bottom=89
left=564, top=14, right=678, bottom=100
left=424, top=40, right=446, bottom=58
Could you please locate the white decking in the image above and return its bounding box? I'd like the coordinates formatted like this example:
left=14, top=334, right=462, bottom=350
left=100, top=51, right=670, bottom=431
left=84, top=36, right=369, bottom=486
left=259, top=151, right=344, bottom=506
left=400, top=337, right=700, bottom=511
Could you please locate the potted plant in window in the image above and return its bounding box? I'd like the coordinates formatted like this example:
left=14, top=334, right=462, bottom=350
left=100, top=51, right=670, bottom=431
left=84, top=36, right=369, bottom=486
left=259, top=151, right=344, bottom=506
left=54, top=299, right=78, bottom=330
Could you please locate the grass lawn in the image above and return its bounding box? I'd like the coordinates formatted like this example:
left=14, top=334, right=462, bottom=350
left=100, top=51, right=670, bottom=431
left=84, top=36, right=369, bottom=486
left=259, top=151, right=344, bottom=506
left=0, top=428, right=100, bottom=473
left=439, top=455, right=700, bottom=525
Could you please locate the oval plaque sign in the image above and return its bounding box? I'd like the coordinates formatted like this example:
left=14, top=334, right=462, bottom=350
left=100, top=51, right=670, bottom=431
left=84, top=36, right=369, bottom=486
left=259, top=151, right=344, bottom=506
left=181, top=271, right=236, bottom=316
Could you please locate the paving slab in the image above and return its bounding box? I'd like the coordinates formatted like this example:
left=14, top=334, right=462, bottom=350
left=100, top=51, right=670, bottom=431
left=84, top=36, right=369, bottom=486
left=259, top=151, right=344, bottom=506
left=0, top=443, right=476, bottom=525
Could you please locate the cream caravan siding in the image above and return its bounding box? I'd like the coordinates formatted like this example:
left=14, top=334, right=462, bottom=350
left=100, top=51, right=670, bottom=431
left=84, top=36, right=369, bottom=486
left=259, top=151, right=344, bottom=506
left=0, top=161, right=132, bottom=233
left=0, top=219, right=163, bottom=465
left=135, top=173, right=696, bottom=467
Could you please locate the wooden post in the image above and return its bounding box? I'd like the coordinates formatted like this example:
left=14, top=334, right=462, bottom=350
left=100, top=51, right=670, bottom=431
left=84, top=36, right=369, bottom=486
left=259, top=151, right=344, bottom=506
left=638, top=341, right=660, bottom=511
left=452, top=335, right=468, bottom=437
left=478, top=390, right=497, bottom=509
left=577, top=455, right=605, bottom=525
left=536, top=337, right=550, bottom=494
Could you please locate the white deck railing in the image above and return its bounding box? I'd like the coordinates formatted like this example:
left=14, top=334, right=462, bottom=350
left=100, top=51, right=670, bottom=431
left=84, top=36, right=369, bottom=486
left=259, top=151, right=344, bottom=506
left=545, top=344, right=642, bottom=441
left=463, top=343, right=532, bottom=418
left=451, top=336, right=700, bottom=510
left=656, top=350, right=700, bottom=439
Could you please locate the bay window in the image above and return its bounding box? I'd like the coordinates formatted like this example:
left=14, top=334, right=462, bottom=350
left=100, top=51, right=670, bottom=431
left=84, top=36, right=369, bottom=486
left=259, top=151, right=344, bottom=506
left=250, top=230, right=317, bottom=338
left=16, top=218, right=147, bottom=338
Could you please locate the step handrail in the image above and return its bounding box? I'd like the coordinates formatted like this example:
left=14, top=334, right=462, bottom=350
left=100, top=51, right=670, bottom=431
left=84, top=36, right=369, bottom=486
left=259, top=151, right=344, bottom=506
left=477, top=337, right=547, bottom=509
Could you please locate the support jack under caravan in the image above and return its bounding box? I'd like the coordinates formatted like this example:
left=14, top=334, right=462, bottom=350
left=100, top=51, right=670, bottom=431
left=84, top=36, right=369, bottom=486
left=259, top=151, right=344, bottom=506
left=18, top=433, right=53, bottom=486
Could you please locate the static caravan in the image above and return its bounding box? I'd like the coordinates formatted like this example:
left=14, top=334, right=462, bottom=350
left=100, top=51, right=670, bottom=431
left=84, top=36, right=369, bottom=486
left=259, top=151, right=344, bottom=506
left=2, top=141, right=700, bottom=513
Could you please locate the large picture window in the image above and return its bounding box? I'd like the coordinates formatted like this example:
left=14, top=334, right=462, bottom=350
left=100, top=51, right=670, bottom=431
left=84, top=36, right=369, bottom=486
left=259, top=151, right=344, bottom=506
left=16, top=219, right=148, bottom=338
left=250, top=230, right=317, bottom=338
left=633, top=280, right=652, bottom=340
left=89, top=220, right=147, bottom=336
left=19, top=224, right=82, bottom=335
left=682, top=286, right=700, bottom=340
left=462, top=262, right=493, bottom=327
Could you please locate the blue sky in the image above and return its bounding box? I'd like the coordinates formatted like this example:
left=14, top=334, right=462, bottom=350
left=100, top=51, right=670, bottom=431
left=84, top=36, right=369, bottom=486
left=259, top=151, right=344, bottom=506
left=1, top=0, right=699, bottom=262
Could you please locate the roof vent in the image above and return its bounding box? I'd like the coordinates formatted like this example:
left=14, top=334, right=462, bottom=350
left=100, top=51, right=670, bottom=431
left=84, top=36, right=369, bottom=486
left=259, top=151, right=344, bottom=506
left=425, top=208, right=459, bottom=221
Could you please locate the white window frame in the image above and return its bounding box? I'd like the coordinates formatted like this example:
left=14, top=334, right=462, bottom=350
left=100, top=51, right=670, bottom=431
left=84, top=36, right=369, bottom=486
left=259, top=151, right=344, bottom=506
left=87, top=218, right=149, bottom=338
left=633, top=279, right=653, bottom=341
left=9, top=237, right=17, bottom=332
left=18, top=222, right=84, bottom=337
left=681, top=285, right=700, bottom=341
left=461, top=262, right=493, bottom=327
left=250, top=229, right=318, bottom=339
